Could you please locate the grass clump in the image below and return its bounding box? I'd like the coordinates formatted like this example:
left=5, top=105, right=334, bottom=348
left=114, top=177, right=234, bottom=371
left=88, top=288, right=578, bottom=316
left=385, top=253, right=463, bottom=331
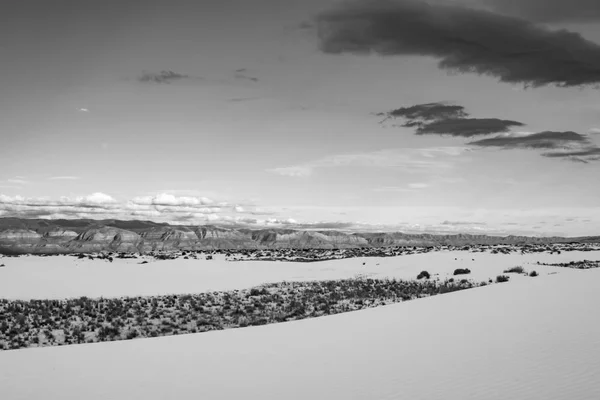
left=496, top=275, right=510, bottom=283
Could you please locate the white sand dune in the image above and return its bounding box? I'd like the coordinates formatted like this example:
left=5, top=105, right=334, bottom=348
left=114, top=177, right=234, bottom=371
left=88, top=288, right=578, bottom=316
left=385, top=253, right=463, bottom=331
left=1, top=268, right=599, bottom=400
left=1, top=250, right=598, bottom=299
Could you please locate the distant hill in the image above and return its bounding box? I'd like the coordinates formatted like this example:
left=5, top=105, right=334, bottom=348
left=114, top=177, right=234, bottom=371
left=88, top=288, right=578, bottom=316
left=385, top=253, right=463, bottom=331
left=0, top=218, right=597, bottom=254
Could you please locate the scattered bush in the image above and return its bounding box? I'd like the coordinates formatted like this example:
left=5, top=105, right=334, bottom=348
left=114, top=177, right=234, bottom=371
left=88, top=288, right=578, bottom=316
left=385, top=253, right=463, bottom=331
left=453, top=268, right=471, bottom=275
left=416, top=271, right=431, bottom=280
left=503, top=266, right=525, bottom=274
left=529, top=271, right=538, bottom=277
left=496, top=275, right=510, bottom=283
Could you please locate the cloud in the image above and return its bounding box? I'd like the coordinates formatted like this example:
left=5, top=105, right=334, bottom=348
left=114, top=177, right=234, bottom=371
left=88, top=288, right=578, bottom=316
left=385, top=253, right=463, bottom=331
left=408, top=182, right=430, bottom=189
left=130, top=193, right=214, bottom=207
left=7, top=179, right=29, bottom=185
left=441, top=220, right=487, bottom=226
left=417, top=118, right=524, bottom=137
left=0, top=192, right=306, bottom=227
left=0, top=193, right=120, bottom=219
left=590, top=128, right=600, bottom=134
left=542, top=147, right=600, bottom=163
left=469, top=131, right=590, bottom=149
left=49, top=176, right=80, bottom=181
left=268, top=146, right=470, bottom=177
left=470, top=131, right=600, bottom=162
left=138, top=70, right=190, bottom=84
left=77, top=108, right=89, bottom=112
left=377, top=102, right=525, bottom=137
left=317, top=0, right=600, bottom=88
left=481, top=0, right=600, bottom=23
left=234, top=69, right=259, bottom=82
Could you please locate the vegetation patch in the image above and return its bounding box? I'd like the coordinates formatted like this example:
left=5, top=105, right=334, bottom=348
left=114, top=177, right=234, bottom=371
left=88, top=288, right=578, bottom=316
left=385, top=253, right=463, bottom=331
left=0, top=277, right=489, bottom=350
left=535, top=260, right=600, bottom=270
left=503, top=266, right=525, bottom=274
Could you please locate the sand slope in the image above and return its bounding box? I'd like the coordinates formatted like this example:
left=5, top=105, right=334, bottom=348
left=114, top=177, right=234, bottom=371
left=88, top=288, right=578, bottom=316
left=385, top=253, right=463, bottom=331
left=1, top=250, right=598, bottom=299
left=1, top=269, right=599, bottom=400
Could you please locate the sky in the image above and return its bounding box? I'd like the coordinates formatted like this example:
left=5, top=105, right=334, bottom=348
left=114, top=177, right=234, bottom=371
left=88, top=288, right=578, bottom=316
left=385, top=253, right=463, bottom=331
left=1, top=0, right=600, bottom=236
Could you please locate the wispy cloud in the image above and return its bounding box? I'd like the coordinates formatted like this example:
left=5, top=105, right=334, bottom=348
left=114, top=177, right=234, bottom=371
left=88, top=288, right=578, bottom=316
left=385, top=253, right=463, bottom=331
left=268, top=147, right=470, bottom=177
left=470, top=131, right=590, bottom=150
left=470, top=131, right=600, bottom=163
left=49, top=176, right=80, bottom=181
left=317, top=0, right=600, bottom=88
left=7, top=179, right=30, bottom=185
left=234, top=68, right=259, bottom=82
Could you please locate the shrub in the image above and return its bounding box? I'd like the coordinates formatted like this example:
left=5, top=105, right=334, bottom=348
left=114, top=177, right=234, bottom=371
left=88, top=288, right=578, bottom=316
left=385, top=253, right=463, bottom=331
left=503, top=266, right=525, bottom=274
left=529, top=271, right=538, bottom=277
left=416, top=270, right=430, bottom=280
left=453, top=268, right=471, bottom=275
left=496, top=275, right=510, bottom=283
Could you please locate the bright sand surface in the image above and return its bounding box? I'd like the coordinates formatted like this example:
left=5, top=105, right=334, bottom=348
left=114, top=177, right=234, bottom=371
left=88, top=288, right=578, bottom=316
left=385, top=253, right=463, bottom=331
left=1, top=249, right=599, bottom=299
left=1, top=267, right=599, bottom=400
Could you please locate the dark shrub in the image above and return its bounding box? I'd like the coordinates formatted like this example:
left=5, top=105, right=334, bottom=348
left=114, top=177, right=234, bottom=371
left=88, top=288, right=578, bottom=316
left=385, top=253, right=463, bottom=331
left=496, top=275, right=510, bottom=283
left=416, top=270, right=430, bottom=280
left=453, top=268, right=471, bottom=275
left=529, top=271, right=538, bottom=277
left=503, top=266, right=525, bottom=274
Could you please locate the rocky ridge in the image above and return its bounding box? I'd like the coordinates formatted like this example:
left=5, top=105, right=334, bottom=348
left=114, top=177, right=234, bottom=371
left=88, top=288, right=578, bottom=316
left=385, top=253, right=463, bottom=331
left=0, top=218, right=598, bottom=255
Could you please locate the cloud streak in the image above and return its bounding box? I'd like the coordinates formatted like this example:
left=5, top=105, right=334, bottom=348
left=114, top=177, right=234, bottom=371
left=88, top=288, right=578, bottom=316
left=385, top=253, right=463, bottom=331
left=469, top=131, right=600, bottom=163
left=268, top=147, right=470, bottom=177
left=469, top=131, right=590, bottom=150
left=317, top=0, right=600, bottom=87
left=49, top=176, right=80, bottom=181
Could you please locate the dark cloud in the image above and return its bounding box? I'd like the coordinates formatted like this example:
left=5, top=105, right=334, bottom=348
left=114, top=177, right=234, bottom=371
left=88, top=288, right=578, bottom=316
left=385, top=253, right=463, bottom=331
left=138, top=70, right=190, bottom=84
left=417, top=118, right=524, bottom=137
left=469, top=131, right=589, bottom=149
left=482, top=0, right=600, bottom=23
left=377, top=102, right=468, bottom=125
left=317, top=0, right=600, bottom=87
left=542, top=146, right=600, bottom=163
left=377, top=102, right=525, bottom=137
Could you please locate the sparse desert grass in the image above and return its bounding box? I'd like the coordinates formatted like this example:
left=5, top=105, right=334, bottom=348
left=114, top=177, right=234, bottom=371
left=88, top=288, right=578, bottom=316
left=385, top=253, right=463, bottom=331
left=503, top=266, right=525, bottom=274
left=0, top=277, right=489, bottom=350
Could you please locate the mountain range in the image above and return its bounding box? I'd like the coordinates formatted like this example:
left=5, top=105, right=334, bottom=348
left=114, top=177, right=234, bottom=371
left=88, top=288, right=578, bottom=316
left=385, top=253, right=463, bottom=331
left=0, top=218, right=597, bottom=255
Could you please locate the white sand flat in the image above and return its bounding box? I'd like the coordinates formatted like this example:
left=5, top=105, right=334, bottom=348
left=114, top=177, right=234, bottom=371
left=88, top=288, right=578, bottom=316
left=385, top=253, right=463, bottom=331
left=1, top=268, right=599, bottom=400
left=0, top=250, right=598, bottom=299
